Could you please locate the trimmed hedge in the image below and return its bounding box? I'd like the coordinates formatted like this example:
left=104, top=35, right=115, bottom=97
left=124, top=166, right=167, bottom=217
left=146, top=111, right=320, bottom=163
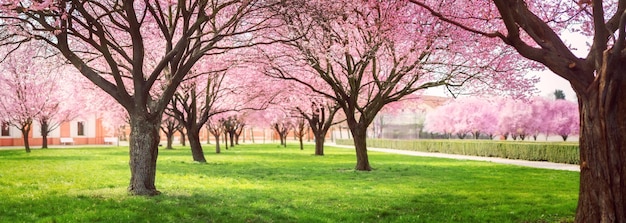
left=335, top=139, right=580, bottom=164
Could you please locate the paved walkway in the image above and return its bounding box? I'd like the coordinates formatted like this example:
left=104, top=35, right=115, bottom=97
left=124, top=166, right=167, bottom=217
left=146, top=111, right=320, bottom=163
left=329, top=143, right=580, bottom=172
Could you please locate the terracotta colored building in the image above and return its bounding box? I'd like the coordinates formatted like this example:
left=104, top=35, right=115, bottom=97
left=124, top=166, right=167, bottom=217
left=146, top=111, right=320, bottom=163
left=0, top=115, right=111, bottom=146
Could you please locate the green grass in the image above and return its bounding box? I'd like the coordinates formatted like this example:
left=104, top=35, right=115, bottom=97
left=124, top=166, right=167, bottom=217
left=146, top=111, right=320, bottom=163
left=0, top=144, right=578, bottom=222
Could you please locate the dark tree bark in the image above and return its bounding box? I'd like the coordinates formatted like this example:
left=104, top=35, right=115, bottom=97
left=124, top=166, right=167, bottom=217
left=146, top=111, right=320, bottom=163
left=160, top=117, right=180, bottom=150
left=214, top=134, right=221, bottom=153
left=228, top=131, right=235, bottom=147
left=18, top=121, right=32, bottom=153
left=179, top=129, right=186, bottom=146
left=234, top=124, right=245, bottom=145
left=207, top=120, right=223, bottom=153
left=574, top=69, right=626, bottom=222
left=187, top=131, right=206, bottom=162
left=297, top=101, right=340, bottom=156
left=40, top=120, right=49, bottom=149
left=127, top=113, right=161, bottom=196
left=294, top=118, right=306, bottom=150
left=273, top=122, right=290, bottom=148
left=350, top=124, right=371, bottom=171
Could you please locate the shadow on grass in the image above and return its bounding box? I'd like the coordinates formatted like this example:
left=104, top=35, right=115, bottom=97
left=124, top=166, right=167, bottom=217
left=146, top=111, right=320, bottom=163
left=1, top=190, right=343, bottom=223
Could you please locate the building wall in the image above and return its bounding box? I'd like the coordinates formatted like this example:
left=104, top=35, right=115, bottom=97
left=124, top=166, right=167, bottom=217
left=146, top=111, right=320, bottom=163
left=0, top=115, right=106, bottom=146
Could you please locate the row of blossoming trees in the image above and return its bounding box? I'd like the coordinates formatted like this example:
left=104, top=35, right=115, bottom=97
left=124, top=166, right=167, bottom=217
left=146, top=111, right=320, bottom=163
left=424, top=97, right=579, bottom=141
left=1, top=0, right=625, bottom=220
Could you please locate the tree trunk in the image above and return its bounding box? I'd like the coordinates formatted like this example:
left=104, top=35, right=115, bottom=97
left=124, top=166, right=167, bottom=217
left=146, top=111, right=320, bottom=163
left=250, top=127, right=254, bottom=143
left=224, top=132, right=229, bottom=150
left=20, top=125, right=31, bottom=153
left=41, top=121, right=49, bottom=149
left=188, top=129, right=206, bottom=163
left=127, top=114, right=161, bottom=196
left=166, top=133, right=174, bottom=150
left=229, top=132, right=235, bottom=147
left=299, top=136, right=303, bottom=150
left=574, top=79, right=626, bottom=222
left=213, top=134, right=221, bottom=154
left=351, top=126, right=371, bottom=171
left=180, top=130, right=186, bottom=146
left=314, top=133, right=325, bottom=156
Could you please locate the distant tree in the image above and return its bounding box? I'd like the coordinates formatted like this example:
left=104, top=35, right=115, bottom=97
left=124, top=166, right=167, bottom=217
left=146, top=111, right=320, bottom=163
left=549, top=100, right=579, bottom=141
left=222, top=116, right=246, bottom=147
left=293, top=117, right=307, bottom=150
left=273, top=120, right=292, bottom=148
left=160, top=115, right=181, bottom=150
left=0, top=43, right=66, bottom=152
left=206, top=117, right=225, bottom=154
left=554, top=89, right=566, bottom=100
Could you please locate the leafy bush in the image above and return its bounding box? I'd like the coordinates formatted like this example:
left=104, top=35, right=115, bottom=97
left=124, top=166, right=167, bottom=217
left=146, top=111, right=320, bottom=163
left=336, top=139, right=579, bottom=164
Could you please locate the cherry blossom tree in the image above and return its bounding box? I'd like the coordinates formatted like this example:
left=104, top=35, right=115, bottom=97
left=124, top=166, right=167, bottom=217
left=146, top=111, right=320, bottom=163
left=297, top=99, right=341, bottom=155
left=160, top=114, right=180, bottom=150
left=273, top=120, right=291, bottom=148
left=222, top=115, right=245, bottom=147
left=0, top=0, right=281, bottom=195
left=424, top=102, right=455, bottom=139
left=0, top=43, right=67, bottom=152
left=409, top=1, right=624, bottom=219
left=424, top=96, right=578, bottom=142
left=549, top=99, right=579, bottom=141
left=166, top=69, right=227, bottom=163
left=497, top=99, right=534, bottom=140
left=206, top=116, right=226, bottom=154
left=293, top=117, right=306, bottom=150
left=263, top=0, right=535, bottom=171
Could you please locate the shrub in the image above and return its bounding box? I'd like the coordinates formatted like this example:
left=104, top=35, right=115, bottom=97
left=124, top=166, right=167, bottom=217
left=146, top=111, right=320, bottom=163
left=335, top=139, right=579, bottom=164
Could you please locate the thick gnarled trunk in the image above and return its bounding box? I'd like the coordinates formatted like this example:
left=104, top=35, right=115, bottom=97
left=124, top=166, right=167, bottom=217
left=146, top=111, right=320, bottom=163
left=574, top=68, right=626, bottom=222
left=128, top=114, right=161, bottom=196
left=350, top=125, right=371, bottom=171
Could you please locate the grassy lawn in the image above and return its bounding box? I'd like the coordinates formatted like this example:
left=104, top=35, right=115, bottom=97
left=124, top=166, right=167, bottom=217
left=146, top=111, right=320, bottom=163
left=0, top=143, right=578, bottom=222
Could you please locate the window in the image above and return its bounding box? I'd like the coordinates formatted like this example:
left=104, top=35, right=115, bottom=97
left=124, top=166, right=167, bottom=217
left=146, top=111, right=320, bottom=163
left=77, top=121, right=85, bottom=136
left=1, top=122, right=9, bottom=136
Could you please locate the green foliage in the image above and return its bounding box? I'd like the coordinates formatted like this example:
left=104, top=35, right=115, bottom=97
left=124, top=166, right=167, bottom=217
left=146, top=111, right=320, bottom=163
left=336, top=139, right=579, bottom=164
left=0, top=144, right=577, bottom=222
left=554, top=89, right=566, bottom=100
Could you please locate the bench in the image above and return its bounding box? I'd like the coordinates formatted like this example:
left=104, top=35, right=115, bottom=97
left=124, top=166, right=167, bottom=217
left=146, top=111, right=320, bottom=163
left=60, top=137, right=74, bottom=145
left=104, top=137, right=118, bottom=145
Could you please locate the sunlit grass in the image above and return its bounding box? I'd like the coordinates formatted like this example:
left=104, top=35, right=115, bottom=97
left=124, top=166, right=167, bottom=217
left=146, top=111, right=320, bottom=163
left=0, top=143, right=578, bottom=222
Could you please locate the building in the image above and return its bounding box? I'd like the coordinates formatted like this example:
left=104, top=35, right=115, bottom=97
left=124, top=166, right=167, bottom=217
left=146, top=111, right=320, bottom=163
left=0, top=115, right=109, bottom=146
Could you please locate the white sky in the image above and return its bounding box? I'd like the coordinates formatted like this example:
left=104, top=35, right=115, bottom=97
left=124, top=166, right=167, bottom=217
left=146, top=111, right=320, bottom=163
left=534, top=70, right=577, bottom=100
left=425, top=31, right=587, bottom=102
